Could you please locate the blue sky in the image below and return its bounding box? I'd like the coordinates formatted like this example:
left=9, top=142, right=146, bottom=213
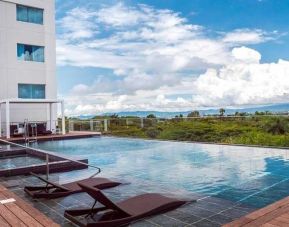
left=55, top=0, right=289, bottom=115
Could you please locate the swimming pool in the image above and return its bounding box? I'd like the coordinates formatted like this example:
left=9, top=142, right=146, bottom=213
left=30, top=137, right=289, bottom=208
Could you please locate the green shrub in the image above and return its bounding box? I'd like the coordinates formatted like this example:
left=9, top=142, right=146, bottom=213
left=146, top=127, right=161, bottom=138
left=263, top=118, right=289, bottom=135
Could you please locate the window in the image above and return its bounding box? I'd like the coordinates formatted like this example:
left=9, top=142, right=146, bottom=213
left=17, top=5, right=43, bottom=25
left=18, top=84, right=46, bottom=99
left=17, top=44, right=44, bottom=62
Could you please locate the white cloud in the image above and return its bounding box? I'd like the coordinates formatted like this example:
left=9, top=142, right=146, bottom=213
left=222, top=29, right=273, bottom=45
left=232, top=46, right=261, bottom=64
left=58, top=7, right=98, bottom=39
left=57, top=3, right=230, bottom=72
left=193, top=47, right=289, bottom=107
left=96, top=3, right=145, bottom=27
left=56, top=3, right=287, bottom=115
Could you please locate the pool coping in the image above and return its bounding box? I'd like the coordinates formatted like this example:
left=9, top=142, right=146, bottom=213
left=103, top=134, right=289, bottom=150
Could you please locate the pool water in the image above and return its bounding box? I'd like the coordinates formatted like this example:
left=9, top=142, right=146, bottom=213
left=30, top=137, right=289, bottom=208
left=0, top=155, right=44, bottom=169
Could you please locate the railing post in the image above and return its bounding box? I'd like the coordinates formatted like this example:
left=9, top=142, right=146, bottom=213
left=104, top=119, right=108, bottom=132
left=46, top=154, right=49, bottom=180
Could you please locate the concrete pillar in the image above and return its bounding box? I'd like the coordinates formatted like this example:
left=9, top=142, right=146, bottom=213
left=0, top=103, right=2, bottom=137
left=61, top=101, right=66, bottom=135
left=49, top=103, right=53, bottom=131
left=6, top=101, right=10, bottom=139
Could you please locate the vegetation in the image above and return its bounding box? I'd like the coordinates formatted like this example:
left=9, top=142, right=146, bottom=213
left=147, top=114, right=156, bottom=118
left=187, top=111, right=200, bottom=117
left=106, top=116, right=289, bottom=147
left=219, top=108, right=226, bottom=116
left=69, top=110, right=289, bottom=147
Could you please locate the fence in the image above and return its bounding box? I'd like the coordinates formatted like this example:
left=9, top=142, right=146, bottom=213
left=67, top=114, right=289, bottom=133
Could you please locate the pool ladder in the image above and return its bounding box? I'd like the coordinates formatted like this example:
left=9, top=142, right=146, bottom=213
left=24, top=119, right=37, bottom=144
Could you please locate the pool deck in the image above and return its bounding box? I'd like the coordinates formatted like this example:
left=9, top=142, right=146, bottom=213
left=223, top=196, right=289, bottom=227
left=0, top=175, right=288, bottom=227
left=1, top=131, right=101, bottom=143
left=0, top=172, right=258, bottom=227
left=0, top=184, right=59, bottom=227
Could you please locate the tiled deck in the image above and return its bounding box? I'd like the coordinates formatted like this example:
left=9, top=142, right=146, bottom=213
left=0, top=184, right=59, bottom=226
left=224, top=196, right=289, bottom=227
left=0, top=171, right=257, bottom=227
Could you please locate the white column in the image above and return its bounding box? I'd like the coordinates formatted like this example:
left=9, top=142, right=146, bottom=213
left=61, top=101, right=66, bottom=135
left=49, top=103, right=53, bottom=131
left=0, top=103, right=2, bottom=137
left=6, top=101, right=10, bottom=139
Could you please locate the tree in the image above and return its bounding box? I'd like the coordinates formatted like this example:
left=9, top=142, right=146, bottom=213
left=147, top=114, right=156, bottom=119
left=219, top=108, right=225, bottom=116
left=187, top=111, right=200, bottom=118
left=110, top=114, right=119, bottom=118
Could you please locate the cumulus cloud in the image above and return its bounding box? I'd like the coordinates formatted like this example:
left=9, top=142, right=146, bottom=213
left=232, top=46, right=261, bottom=64
left=55, top=2, right=287, bottom=115
left=193, top=47, right=289, bottom=106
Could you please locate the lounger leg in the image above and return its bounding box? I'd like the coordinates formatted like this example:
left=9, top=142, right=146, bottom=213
left=65, top=206, right=109, bottom=216
left=85, top=200, right=98, bottom=219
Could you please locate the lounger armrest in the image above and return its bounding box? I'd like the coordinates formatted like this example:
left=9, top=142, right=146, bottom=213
left=78, top=183, right=128, bottom=215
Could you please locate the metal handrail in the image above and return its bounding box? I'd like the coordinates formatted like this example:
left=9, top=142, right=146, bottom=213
left=0, top=139, right=101, bottom=179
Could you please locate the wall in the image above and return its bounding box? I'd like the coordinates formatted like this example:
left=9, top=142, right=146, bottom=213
left=0, top=0, right=57, bottom=131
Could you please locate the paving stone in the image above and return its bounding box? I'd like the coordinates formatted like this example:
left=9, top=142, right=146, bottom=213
left=207, top=214, right=234, bottom=225
left=180, top=205, right=216, bottom=218
left=148, top=214, right=188, bottom=227
left=219, top=208, right=248, bottom=219
left=192, top=219, right=221, bottom=227
left=165, top=210, right=202, bottom=224
left=130, top=220, right=159, bottom=226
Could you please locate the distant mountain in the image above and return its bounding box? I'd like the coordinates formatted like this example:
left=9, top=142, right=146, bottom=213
left=76, top=103, right=289, bottom=119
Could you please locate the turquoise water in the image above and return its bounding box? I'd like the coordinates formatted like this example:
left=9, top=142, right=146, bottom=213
left=31, top=137, right=289, bottom=208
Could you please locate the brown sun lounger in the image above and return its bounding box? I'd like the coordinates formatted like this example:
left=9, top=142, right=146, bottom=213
left=24, top=172, right=122, bottom=199
left=64, top=183, right=190, bottom=227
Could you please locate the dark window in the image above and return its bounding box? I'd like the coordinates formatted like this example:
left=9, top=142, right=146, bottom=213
left=18, top=84, right=46, bottom=99
left=17, top=5, right=43, bottom=25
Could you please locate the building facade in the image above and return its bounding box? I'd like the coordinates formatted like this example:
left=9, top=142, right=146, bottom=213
left=0, top=0, right=57, bottom=134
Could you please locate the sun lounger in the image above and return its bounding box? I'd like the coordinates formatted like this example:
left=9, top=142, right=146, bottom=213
left=24, top=172, right=122, bottom=199
left=64, top=183, right=190, bottom=227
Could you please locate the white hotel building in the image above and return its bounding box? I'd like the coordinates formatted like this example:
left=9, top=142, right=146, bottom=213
left=0, top=0, right=65, bottom=138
